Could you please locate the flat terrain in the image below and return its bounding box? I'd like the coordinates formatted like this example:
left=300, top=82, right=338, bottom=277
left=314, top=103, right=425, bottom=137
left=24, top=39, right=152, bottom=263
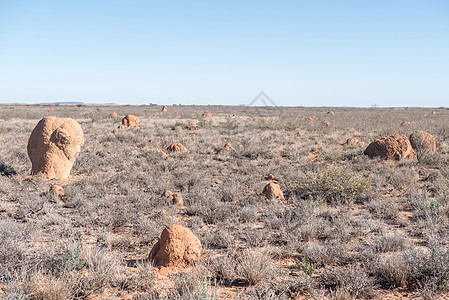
left=1, top=104, right=449, bottom=299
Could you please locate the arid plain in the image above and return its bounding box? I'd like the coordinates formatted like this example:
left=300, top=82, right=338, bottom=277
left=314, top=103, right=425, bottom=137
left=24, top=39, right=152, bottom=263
left=1, top=104, right=449, bottom=299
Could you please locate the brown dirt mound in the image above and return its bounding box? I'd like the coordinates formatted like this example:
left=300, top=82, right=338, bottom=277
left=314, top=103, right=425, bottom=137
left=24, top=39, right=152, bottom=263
left=167, top=143, right=188, bottom=153
left=122, top=115, right=139, bottom=128
left=327, top=111, right=334, bottom=115
left=364, top=134, right=415, bottom=160
left=409, top=130, right=436, bottom=156
left=162, top=106, right=168, bottom=112
left=262, top=182, right=284, bottom=200
left=149, top=224, right=202, bottom=268
left=110, top=112, right=118, bottom=119
left=184, top=126, right=199, bottom=131
left=27, top=116, right=84, bottom=180
left=224, top=143, right=235, bottom=151
left=401, top=121, right=411, bottom=126
left=202, top=113, right=212, bottom=118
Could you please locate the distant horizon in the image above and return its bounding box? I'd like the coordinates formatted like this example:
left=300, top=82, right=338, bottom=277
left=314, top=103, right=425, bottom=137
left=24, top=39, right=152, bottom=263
left=1, top=1, right=448, bottom=107
left=0, top=101, right=447, bottom=109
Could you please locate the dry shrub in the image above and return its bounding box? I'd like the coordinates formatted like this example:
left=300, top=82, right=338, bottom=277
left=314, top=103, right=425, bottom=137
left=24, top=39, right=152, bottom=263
left=295, top=167, right=370, bottom=204
left=321, top=267, right=377, bottom=299
left=378, top=254, right=409, bottom=287
left=404, top=244, right=449, bottom=296
left=236, top=250, right=276, bottom=285
left=171, top=264, right=218, bottom=299
left=208, top=254, right=236, bottom=284
left=302, top=241, right=351, bottom=267
left=368, top=198, right=400, bottom=221
left=372, top=234, right=408, bottom=253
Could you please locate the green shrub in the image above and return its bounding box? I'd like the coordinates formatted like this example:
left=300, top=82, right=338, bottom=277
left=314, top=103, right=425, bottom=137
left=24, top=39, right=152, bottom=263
left=295, top=257, right=315, bottom=275
left=294, top=168, right=370, bottom=204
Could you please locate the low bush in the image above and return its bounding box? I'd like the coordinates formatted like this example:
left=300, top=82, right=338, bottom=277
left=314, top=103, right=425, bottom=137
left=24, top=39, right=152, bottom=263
left=321, top=267, right=377, bottom=299
left=294, top=167, right=370, bottom=204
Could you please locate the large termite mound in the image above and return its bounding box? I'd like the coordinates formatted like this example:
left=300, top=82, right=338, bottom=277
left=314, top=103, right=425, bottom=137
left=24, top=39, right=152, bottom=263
left=27, top=116, right=84, bottom=180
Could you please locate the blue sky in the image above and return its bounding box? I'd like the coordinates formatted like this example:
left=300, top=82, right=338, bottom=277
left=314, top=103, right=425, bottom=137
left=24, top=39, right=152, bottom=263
left=0, top=1, right=448, bottom=106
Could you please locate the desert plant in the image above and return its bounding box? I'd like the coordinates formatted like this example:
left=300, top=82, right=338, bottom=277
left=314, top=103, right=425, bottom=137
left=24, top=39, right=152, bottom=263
left=404, top=244, right=449, bottom=295
left=368, top=198, right=400, bottom=221
left=63, top=247, right=84, bottom=272
left=171, top=265, right=218, bottom=300
left=372, top=234, right=408, bottom=253
left=321, top=267, right=376, bottom=299
left=295, top=257, right=315, bottom=275
left=302, top=241, right=351, bottom=267
left=378, top=254, right=409, bottom=287
left=409, top=192, right=446, bottom=232
left=236, top=250, right=275, bottom=285
left=294, top=167, right=370, bottom=204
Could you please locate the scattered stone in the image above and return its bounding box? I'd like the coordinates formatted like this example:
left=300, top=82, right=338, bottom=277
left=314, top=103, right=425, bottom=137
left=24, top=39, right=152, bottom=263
left=346, top=138, right=359, bottom=145
left=307, top=116, right=314, bottom=121
left=27, top=116, right=84, bottom=180
left=48, top=109, right=54, bottom=112
left=431, top=111, right=436, bottom=115
left=202, top=113, right=212, bottom=118
left=110, top=112, right=118, bottom=119
left=185, top=126, right=199, bottom=131
left=262, top=182, right=284, bottom=200
left=345, top=138, right=364, bottom=147
left=162, top=190, right=174, bottom=199
left=162, top=190, right=183, bottom=207
left=298, top=132, right=305, bottom=137
left=364, top=134, right=415, bottom=160
left=167, top=143, right=188, bottom=153
left=112, top=129, right=118, bottom=134
left=149, top=224, right=202, bottom=268
left=401, top=121, right=411, bottom=126
left=51, top=185, right=64, bottom=197
left=224, top=143, right=235, bottom=151
left=172, top=193, right=184, bottom=207
left=327, top=111, right=334, bottom=115
left=162, top=106, right=168, bottom=112
left=122, top=115, right=139, bottom=128
left=323, top=121, right=330, bottom=126
left=265, top=174, right=275, bottom=181
left=409, top=130, right=436, bottom=156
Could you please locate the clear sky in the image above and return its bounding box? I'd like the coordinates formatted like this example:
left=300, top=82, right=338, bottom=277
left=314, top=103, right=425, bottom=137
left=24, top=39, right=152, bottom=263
left=0, top=1, right=448, bottom=106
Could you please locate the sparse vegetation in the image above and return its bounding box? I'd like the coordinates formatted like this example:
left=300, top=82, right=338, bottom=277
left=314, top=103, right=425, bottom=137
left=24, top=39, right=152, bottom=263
left=0, top=104, right=448, bottom=298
